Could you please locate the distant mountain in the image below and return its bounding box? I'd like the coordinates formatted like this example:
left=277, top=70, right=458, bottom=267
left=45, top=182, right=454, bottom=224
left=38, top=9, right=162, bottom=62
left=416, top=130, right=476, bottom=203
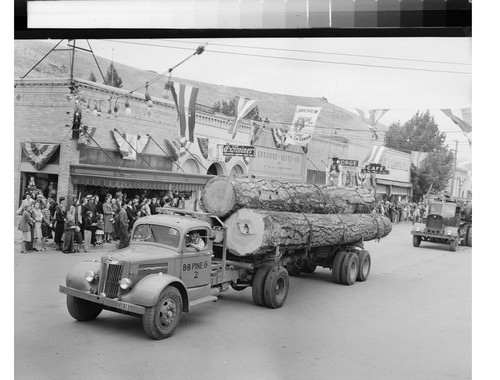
left=14, top=39, right=384, bottom=142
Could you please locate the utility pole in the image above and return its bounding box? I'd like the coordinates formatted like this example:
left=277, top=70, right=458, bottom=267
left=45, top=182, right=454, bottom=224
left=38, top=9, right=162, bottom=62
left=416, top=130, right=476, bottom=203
left=450, top=140, right=458, bottom=197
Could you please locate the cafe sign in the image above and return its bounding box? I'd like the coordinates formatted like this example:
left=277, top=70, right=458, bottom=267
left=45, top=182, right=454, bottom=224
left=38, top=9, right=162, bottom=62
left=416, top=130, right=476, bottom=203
left=361, top=163, right=390, bottom=175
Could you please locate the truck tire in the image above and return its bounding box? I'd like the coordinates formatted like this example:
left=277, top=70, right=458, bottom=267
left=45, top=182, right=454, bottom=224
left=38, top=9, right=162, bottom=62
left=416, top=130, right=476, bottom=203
left=413, top=236, right=421, bottom=247
left=341, top=252, right=359, bottom=286
left=331, top=251, right=348, bottom=284
left=142, top=286, right=183, bottom=340
left=252, top=264, right=274, bottom=307
left=263, top=266, right=290, bottom=309
left=449, top=239, right=458, bottom=252
left=66, top=295, right=103, bottom=322
left=466, top=226, right=472, bottom=247
left=356, top=250, right=371, bottom=282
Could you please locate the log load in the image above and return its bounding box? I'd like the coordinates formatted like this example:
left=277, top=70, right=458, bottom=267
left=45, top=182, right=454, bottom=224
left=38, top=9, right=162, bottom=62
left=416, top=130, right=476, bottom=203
left=225, top=208, right=392, bottom=257
left=200, top=177, right=376, bottom=217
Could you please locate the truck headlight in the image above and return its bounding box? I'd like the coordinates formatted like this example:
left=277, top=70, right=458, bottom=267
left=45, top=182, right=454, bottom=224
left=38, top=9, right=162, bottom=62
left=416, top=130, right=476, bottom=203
left=85, top=271, right=97, bottom=283
left=447, top=230, right=452, bottom=235
left=415, top=227, right=420, bottom=232
left=119, top=278, right=132, bottom=290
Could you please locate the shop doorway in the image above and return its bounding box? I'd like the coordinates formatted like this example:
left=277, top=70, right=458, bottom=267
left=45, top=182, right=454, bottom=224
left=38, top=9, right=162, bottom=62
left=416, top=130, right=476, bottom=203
left=18, top=172, right=59, bottom=206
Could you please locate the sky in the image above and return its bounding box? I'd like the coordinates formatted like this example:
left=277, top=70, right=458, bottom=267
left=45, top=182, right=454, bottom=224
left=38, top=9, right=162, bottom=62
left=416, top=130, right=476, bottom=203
left=85, top=37, right=472, bottom=162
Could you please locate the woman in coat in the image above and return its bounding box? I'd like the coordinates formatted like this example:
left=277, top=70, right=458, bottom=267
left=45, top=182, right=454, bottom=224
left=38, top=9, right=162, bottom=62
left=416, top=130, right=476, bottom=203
left=102, top=196, right=114, bottom=243
left=18, top=204, right=34, bottom=253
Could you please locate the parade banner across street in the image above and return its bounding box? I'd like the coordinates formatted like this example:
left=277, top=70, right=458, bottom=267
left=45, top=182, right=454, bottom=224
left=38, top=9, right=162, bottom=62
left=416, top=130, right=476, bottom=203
left=284, top=106, right=321, bottom=146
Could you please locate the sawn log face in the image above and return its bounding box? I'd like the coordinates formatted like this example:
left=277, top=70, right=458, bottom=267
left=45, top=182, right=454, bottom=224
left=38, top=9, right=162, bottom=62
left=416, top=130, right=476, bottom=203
left=201, top=177, right=377, bottom=217
left=225, top=209, right=392, bottom=256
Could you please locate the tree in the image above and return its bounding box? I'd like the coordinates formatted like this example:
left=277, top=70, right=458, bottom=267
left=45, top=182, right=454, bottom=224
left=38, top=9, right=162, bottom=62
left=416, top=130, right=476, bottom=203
left=212, top=98, right=262, bottom=121
left=104, top=63, right=123, bottom=88
left=384, top=111, right=454, bottom=201
left=88, top=70, right=96, bottom=82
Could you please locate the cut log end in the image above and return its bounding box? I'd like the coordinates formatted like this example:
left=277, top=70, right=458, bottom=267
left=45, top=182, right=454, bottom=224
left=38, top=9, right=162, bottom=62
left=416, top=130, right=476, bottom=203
left=226, top=208, right=266, bottom=256
left=200, top=177, right=236, bottom=217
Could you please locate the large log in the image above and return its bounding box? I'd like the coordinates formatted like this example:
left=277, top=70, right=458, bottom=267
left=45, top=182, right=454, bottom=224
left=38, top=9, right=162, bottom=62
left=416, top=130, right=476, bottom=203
left=225, top=208, right=392, bottom=256
left=200, top=177, right=376, bottom=217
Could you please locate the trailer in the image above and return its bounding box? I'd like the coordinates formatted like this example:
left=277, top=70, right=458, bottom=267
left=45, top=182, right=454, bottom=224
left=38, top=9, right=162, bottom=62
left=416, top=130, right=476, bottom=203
left=59, top=208, right=376, bottom=340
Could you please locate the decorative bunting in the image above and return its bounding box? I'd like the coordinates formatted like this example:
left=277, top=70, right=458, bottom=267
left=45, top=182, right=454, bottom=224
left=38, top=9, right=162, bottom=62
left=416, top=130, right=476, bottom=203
left=228, top=97, right=257, bottom=139
left=22, top=142, right=60, bottom=170
left=363, top=145, right=387, bottom=164
left=411, top=151, right=429, bottom=169
left=441, top=108, right=472, bottom=145
left=250, top=121, right=265, bottom=145
left=112, top=131, right=149, bottom=160
left=77, top=126, right=96, bottom=150
left=164, top=139, right=179, bottom=161
left=197, top=137, right=209, bottom=160
left=355, top=109, right=389, bottom=140
left=170, top=82, right=199, bottom=143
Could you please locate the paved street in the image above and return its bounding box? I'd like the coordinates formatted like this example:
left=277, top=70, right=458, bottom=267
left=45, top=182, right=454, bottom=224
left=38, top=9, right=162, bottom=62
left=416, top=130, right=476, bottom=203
left=14, top=221, right=471, bottom=380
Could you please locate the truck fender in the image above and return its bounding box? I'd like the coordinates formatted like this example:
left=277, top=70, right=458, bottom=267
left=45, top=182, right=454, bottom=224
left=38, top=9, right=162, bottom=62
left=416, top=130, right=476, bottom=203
left=66, top=260, right=101, bottom=292
left=120, top=274, right=189, bottom=312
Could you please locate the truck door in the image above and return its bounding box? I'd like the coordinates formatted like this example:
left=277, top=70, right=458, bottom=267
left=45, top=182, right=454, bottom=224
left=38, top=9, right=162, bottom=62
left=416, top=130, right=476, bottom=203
left=180, top=228, right=212, bottom=288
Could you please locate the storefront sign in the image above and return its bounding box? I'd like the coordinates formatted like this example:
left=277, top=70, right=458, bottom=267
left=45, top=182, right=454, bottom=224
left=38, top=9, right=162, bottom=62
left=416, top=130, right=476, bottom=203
left=284, top=106, right=322, bottom=146
left=362, top=163, right=389, bottom=174
left=249, top=146, right=305, bottom=181
left=331, top=158, right=359, bottom=167
left=222, top=144, right=255, bottom=157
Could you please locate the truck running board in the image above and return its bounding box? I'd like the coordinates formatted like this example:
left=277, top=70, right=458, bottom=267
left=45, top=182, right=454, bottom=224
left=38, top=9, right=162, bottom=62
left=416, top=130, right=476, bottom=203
left=189, top=295, right=218, bottom=308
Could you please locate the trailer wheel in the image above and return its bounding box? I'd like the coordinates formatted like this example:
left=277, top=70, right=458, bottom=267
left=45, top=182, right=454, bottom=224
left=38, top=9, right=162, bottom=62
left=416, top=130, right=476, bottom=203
left=331, top=251, right=348, bottom=284
left=142, top=286, right=183, bottom=340
left=466, top=226, right=472, bottom=247
left=263, top=266, right=290, bottom=309
left=341, top=252, right=359, bottom=286
left=413, top=236, right=421, bottom=247
left=66, top=295, right=103, bottom=322
left=356, top=250, right=371, bottom=282
left=449, top=240, right=458, bottom=252
left=252, top=264, right=274, bottom=307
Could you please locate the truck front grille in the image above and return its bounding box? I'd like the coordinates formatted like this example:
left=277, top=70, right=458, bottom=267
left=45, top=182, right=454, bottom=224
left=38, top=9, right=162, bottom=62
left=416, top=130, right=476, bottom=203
left=426, top=215, right=443, bottom=230
left=98, top=259, right=123, bottom=299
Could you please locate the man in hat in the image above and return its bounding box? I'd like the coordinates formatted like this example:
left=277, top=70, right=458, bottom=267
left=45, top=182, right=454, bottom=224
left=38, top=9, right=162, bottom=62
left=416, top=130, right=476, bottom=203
left=116, top=202, right=130, bottom=249
left=54, top=197, right=67, bottom=250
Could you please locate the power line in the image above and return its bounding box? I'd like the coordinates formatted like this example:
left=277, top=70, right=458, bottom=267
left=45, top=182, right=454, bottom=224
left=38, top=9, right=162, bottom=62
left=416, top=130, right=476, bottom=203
left=160, top=39, right=472, bottom=67
left=101, top=39, right=471, bottom=75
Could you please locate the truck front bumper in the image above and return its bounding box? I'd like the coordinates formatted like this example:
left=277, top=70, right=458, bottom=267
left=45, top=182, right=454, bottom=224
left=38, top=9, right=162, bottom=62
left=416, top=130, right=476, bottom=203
left=59, top=285, right=146, bottom=315
left=411, top=231, right=458, bottom=241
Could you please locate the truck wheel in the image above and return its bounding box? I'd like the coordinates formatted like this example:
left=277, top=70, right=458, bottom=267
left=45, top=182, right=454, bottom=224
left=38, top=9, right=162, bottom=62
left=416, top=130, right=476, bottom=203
left=413, top=236, right=421, bottom=247
left=331, top=251, right=348, bottom=284
left=341, top=252, right=359, bottom=286
left=252, top=264, right=274, bottom=307
left=66, top=295, right=103, bottom=321
left=356, top=250, right=371, bottom=282
left=142, top=286, right=183, bottom=340
left=449, top=240, right=458, bottom=252
left=263, top=266, right=290, bottom=309
left=466, top=226, right=472, bottom=247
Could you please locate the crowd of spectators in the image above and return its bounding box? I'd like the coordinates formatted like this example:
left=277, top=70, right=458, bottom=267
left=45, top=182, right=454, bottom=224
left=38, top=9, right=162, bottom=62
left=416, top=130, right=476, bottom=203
left=17, top=187, right=193, bottom=254
left=372, top=200, right=427, bottom=224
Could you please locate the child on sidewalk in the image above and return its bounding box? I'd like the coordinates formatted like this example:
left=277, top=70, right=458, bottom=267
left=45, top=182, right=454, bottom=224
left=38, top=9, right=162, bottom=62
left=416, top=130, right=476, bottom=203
left=95, top=213, right=104, bottom=245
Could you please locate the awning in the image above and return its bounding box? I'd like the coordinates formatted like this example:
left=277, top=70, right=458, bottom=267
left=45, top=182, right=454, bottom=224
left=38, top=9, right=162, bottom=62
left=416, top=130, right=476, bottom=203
left=376, top=179, right=413, bottom=188
left=70, top=164, right=211, bottom=192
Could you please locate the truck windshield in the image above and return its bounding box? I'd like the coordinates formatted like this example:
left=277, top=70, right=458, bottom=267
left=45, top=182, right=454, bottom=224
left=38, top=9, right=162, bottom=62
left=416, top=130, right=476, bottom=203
left=429, top=203, right=456, bottom=218
left=132, top=224, right=180, bottom=248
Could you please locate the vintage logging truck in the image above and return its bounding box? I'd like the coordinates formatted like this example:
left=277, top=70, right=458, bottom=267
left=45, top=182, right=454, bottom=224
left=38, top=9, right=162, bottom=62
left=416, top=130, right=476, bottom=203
left=59, top=206, right=391, bottom=340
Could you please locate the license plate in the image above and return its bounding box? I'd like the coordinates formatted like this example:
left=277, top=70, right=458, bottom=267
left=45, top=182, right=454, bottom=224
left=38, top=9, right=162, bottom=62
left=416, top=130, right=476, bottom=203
left=118, top=302, right=130, bottom=311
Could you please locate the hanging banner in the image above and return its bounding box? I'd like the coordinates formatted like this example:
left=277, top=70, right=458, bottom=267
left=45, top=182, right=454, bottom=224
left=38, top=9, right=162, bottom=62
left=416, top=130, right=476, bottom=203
left=284, top=106, right=321, bottom=146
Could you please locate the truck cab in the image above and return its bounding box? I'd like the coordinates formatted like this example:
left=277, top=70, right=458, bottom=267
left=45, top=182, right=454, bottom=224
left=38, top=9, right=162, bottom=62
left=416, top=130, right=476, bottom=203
left=411, top=197, right=462, bottom=251
left=60, top=213, right=218, bottom=340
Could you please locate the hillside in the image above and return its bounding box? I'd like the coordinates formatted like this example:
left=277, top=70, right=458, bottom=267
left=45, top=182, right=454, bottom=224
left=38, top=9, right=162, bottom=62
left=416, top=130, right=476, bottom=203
left=14, top=39, right=384, bottom=142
